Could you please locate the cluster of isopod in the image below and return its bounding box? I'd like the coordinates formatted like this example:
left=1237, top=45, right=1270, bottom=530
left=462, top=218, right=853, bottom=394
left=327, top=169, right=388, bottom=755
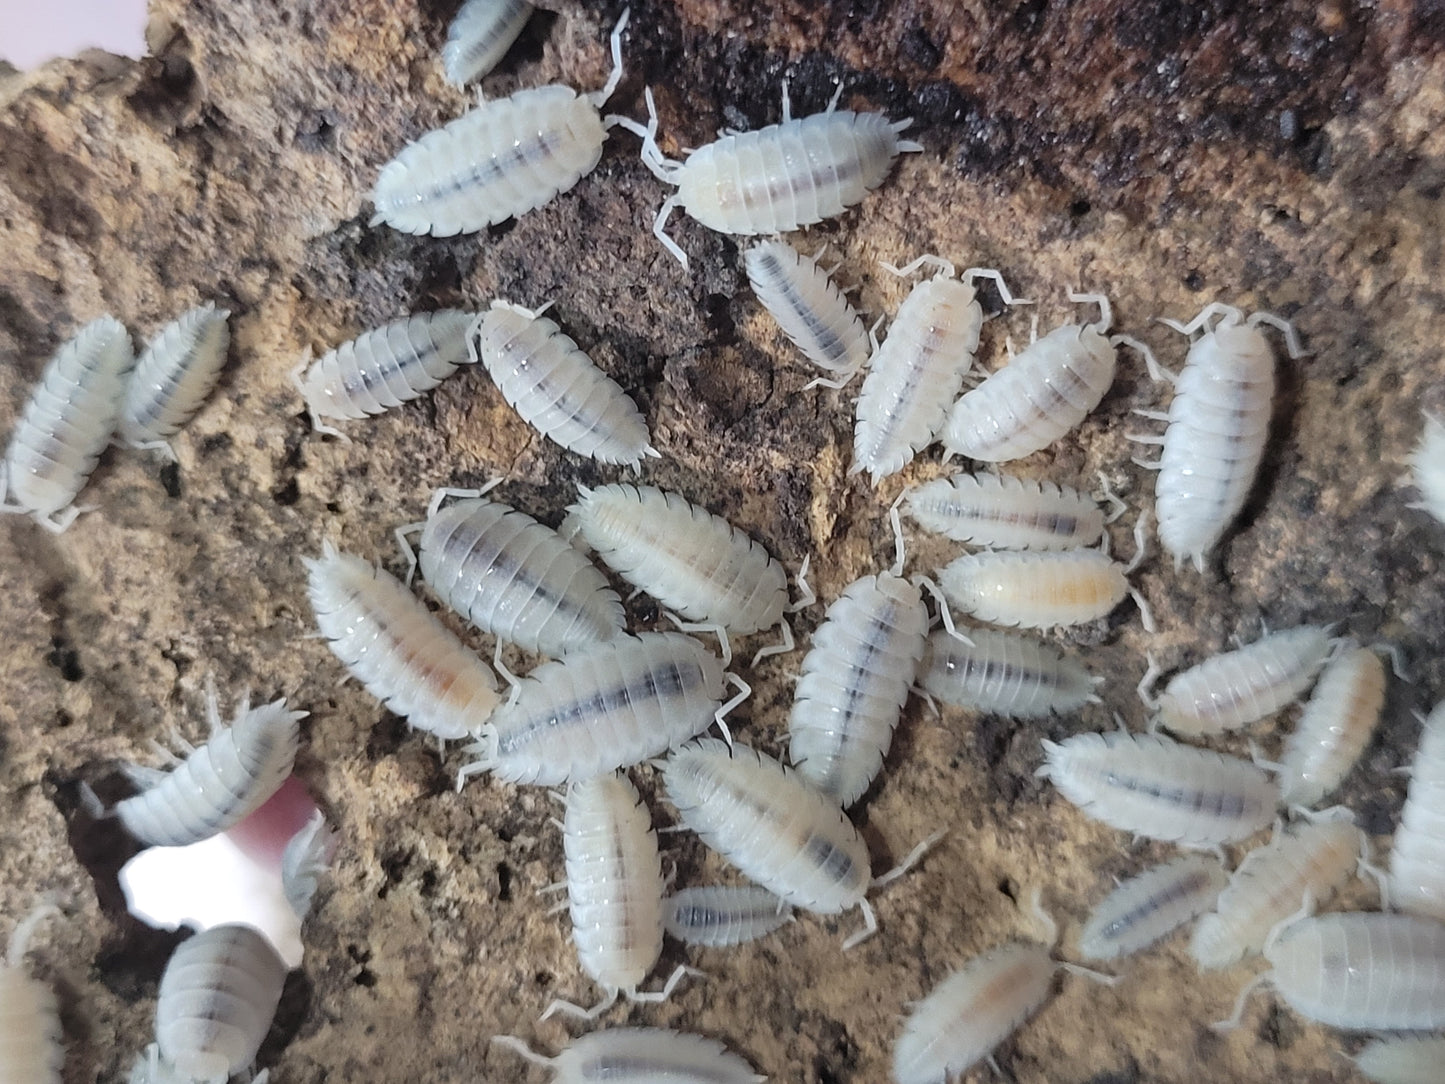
left=6, top=1, right=1445, bottom=1082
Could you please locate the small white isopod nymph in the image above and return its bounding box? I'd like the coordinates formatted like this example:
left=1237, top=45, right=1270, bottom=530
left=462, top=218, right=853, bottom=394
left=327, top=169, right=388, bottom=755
left=0, top=905, right=63, bottom=1084
left=905, top=471, right=1108, bottom=550
left=663, top=884, right=793, bottom=947
left=919, top=626, right=1099, bottom=718
left=1388, top=699, right=1445, bottom=923
left=937, top=546, right=1152, bottom=631
left=744, top=239, right=871, bottom=386
left=441, top=0, right=533, bottom=87
left=1407, top=410, right=1445, bottom=528
left=1277, top=641, right=1387, bottom=807
left=1078, top=854, right=1227, bottom=961
left=491, top=1027, right=765, bottom=1084
left=119, top=303, right=231, bottom=454
left=280, top=810, right=338, bottom=922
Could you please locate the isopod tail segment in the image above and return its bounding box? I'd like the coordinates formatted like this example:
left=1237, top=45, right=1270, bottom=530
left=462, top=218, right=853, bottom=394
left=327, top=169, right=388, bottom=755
left=0, top=487, right=87, bottom=534
left=888, top=490, right=971, bottom=645
left=1211, top=889, right=1318, bottom=1033
left=393, top=479, right=506, bottom=585
left=538, top=962, right=702, bottom=1022
left=802, top=315, right=883, bottom=393
left=843, top=828, right=948, bottom=951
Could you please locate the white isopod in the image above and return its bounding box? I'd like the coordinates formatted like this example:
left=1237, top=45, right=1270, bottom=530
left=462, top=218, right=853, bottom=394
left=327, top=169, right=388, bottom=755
left=1037, top=730, right=1279, bottom=847
left=118, top=303, right=231, bottom=454
left=373, top=10, right=628, bottom=236
left=0, top=315, right=134, bottom=532
left=115, top=689, right=304, bottom=848
left=905, top=471, right=1110, bottom=550
left=441, top=0, right=533, bottom=86
left=401, top=487, right=625, bottom=657
left=663, top=884, right=793, bottom=947
left=744, top=239, right=871, bottom=386
left=1139, top=623, right=1332, bottom=738
left=1355, top=1036, right=1445, bottom=1084
left=1407, top=410, right=1445, bottom=528
left=1190, top=817, right=1362, bottom=970
left=280, top=810, right=338, bottom=921
left=1277, top=642, right=1387, bottom=807
left=937, top=544, right=1153, bottom=632
left=305, top=540, right=502, bottom=742
left=457, top=632, right=747, bottom=787
left=919, top=626, right=1099, bottom=718
left=943, top=291, right=1145, bottom=463
left=617, top=81, right=921, bottom=269
left=1130, top=301, right=1303, bottom=572
left=1388, top=700, right=1445, bottom=923
left=1077, top=854, right=1227, bottom=961
left=471, top=301, right=657, bottom=468
left=852, top=256, right=1026, bottom=483
left=154, top=924, right=287, bottom=1084
left=491, top=1027, right=764, bottom=1084
left=292, top=310, right=477, bottom=439
left=0, top=905, right=63, bottom=1084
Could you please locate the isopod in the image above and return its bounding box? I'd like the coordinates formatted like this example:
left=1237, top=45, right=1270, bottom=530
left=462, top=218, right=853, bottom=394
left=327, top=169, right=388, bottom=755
left=0, top=315, right=134, bottom=532
left=400, top=487, right=625, bottom=657
left=154, top=924, right=287, bottom=1083
left=918, top=626, right=1099, bottom=719
left=663, top=884, right=792, bottom=947
left=470, top=301, right=657, bottom=468
left=1407, top=410, right=1445, bottom=528
left=1037, top=730, right=1279, bottom=847
left=305, top=540, right=502, bottom=742
left=115, top=689, right=304, bottom=848
left=743, top=239, right=871, bottom=386
left=280, top=810, right=338, bottom=922
left=1355, top=1036, right=1445, bottom=1084
left=1130, top=302, right=1303, bottom=572
left=291, top=310, right=477, bottom=439
left=441, top=0, right=533, bottom=86
left=118, top=303, right=231, bottom=454
left=1190, top=817, right=1362, bottom=970
left=852, top=256, right=1025, bottom=483
left=372, top=10, right=628, bottom=236
left=1388, top=700, right=1445, bottom=923
left=0, top=905, right=63, bottom=1084
left=1277, top=642, right=1387, bottom=807
left=937, top=544, right=1152, bottom=632
left=1139, top=623, right=1332, bottom=738
left=1077, top=854, right=1227, bottom=961
left=617, top=81, right=921, bottom=269
left=491, top=1027, right=764, bottom=1084
left=457, top=632, right=746, bottom=787
left=905, top=471, right=1109, bottom=550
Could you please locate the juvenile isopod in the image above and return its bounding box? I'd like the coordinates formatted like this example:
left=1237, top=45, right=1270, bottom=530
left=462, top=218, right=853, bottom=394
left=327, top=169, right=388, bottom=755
left=470, top=301, right=657, bottom=468
left=1037, top=730, right=1279, bottom=847
left=457, top=632, right=747, bottom=787
left=1190, top=817, right=1362, bottom=970
left=0, top=905, right=63, bottom=1084
left=399, top=487, right=625, bottom=658
left=1130, top=302, right=1303, bottom=572
left=491, top=1027, right=764, bottom=1084
left=663, top=884, right=793, bottom=947
left=280, top=810, right=338, bottom=922
left=1407, top=410, right=1445, bottom=528
left=114, top=689, right=304, bottom=848
left=153, top=924, right=287, bottom=1084
left=305, top=540, right=502, bottom=742
left=1138, top=623, right=1332, bottom=738
left=617, top=82, right=921, bottom=269
left=1276, top=642, right=1387, bottom=807
left=373, top=10, right=628, bottom=236
left=0, top=315, right=134, bottom=532
left=1077, top=854, right=1227, bottom=961
left=1388, top=700, right=1445, bottom=923
left=441, top=0, right=533, bottom=86
left=942, top=292, right=1147, bottom=463
left=292, top=310, right=477, bottom=439
left=118, top=303, right=231, bottom=455
left=1355, top=1036, right=1445, bottom=1084
left=919, top=626, right=1099, bottom=719
left=744, top=239, right=871, bottom=386
left=905, top=471, right=1111, bottom=550
left=852, top=256, right=1026, bottom=483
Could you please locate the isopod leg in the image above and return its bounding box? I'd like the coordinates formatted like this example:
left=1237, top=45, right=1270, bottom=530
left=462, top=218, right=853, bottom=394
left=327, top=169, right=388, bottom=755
left=750, top=618, right=794, bottom=667
left=1136, top=654, right=1163, bottom=713
left=961, top=267, right=1033, bottom=308
left=1113, top=334, right=1171, bottom=384
left=881, top=253, right=956, bottom=280
left=888, top=492, right=908, bottom=576
left=1069, top=289, right=1113, bottom=332
left=1161, top=302, right=1242, bottom=339
left=539, top=987, right=618, bottom=1022
left=713, top=673, right=751, bottom=747
left=1210, top=973, right=1270, bottom=1033
left=802, top=365, right=863, bottom=391
left=38, top=505, right=82, bottom=533
left=1248, top=310, right=1305, bottom=359
left=779, top=78, right=792, bottom=124
left=129, top=437, right=179, bottom=462
left=652, top=195, right=690, bottom=270
left=841, top=898, right=878, bottom=950
left=913, top=575, right=972, bottom=645
left=663, top=612, right=732, bottom=666
left=871, top=829, right=945, bottom=889
left=1123, top=509, right=1150, bottom=574
left=394, top=522, right=424, bottom=585
left=490, top=1035, right=559, bottom=1069
left=628, top=962, right=700, bottom=1003
left=493, top=640, right=522, bottom=707
left=587, top=6, right=630, bottom=108
left=786, top=553, right=815, bottom=612
left=1094, top=470, right=1128, bottom=524
left=427, top=480, right=504, bottom=520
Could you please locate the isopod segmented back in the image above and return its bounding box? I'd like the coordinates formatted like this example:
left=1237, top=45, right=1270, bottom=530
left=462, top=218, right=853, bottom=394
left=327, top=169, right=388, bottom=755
left=119, top=302, right=231, bottom=449
left=905, top=471, right=1105, bottom=550
left=919, top=626, right=1098, bottom=718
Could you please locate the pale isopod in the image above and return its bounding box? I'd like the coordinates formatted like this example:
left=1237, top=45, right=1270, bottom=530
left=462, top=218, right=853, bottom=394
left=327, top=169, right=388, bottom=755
left=1190, top=817, right=1361, bottom=969
left=937, top=547, right=1152, bottom=631
left=0, top=315, right=134, bottom=532
left=852, top=257, right=1025, bottom=483
left=441, top=0, right=533, bottom=86
left=1037, top=730, right=1279, bottom=847
left=402, top=488, right=625, bottom=657
left=918, top=626, right=1099, bottom=718
left=1130, top=302, right=1303, bottom=572
left=1388, top=700, right=1445, bottom=923
left=1078, top=854, right=1227, bottom=961
left=115, top=690, right=304, bottom=848
left=491, top=1027, right=764, bottom=1084
left=471, top=301, right=657, bottom=468
left=0, top=905, right=63, bottom=1084
left=118, top=303, right=231, bottom=454
left=905, top=471, right=1107, bottom=550
left=1407, top=410, right=1445, bottom=528
left=617, top=82, right=921, bottom=269
left=373, top=11, right=628, bottom=236
left=305, top=540, right=502, bottom=741
left=1355, top=1036, right=1445, bottom=1084
left=1277, top=642, right=1387, bottom=807
left=457, top=632, right=747, bottom=787
left=291, top=310, right=477, bottom=439
left=280, top=810, right=338, bottom=921
left=154, top=924, right=287, bottom=1083
left=744, top=239, right=870, bottom=384
left=663, top=884, right=793, bottom=947
left=1139, top=623, right=1332, bottom=738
